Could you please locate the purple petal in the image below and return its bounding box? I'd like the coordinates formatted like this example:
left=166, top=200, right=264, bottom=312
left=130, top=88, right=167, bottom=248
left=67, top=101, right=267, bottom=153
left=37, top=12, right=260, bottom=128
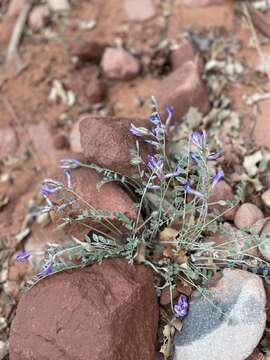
left=64, top=169, right=72, bottom=189
left=37, top=262, right=53, bottom=278
left=16, top=251, right=31, bottom=262
left=59, top=159, right=80, bottom=169
left=183, top=181, right=203, bottom=198
left=212, top=169, right=224, bottom=187
left=149, top=113, right=161, bottom=125
left=165, top=105, right=174, bottom=127
left=190, top=152, right=201, bottom=162
left=164, top=165, right=182, bottom=179
left=129, top=123, right=149, bottom=137
left=207, top=151, right=224, bottom=161
left=174, top=294, right=189, bottom=318
left=191, top=131, right=203, bottom=148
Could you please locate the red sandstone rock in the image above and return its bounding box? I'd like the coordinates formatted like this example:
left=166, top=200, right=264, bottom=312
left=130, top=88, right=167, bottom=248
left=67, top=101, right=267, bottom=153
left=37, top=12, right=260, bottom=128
left=262, top=188, right=270, bottom=208
left=234, top=203, right=264, bottom=229
left=156, top=61, right=209, bottom=124
left=10, top=258, right=159, bottom=360
left=50, top=163, right=140, bottom=239
left=208, top=180, right=237, bottom=221
left=79, top=116, right=151, bottom=177
left=28, top=5, right=50, bottom=32
left=170, top=41, right=204, bottom=74
left=70, top=39, right=106, bottom=63
left=0, top=126, right=18, bottom=159
left=86, top=73, right=107, bottom=104
left=101, top=48, right=141, bottom=80
left=124, top=0, right=156, bottom=21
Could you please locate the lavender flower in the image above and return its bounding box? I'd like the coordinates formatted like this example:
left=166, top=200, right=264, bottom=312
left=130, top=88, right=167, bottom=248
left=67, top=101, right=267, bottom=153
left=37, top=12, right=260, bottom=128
left=165, top=105, right=174, bottom=127
left=191, top=131, right=206, bottom=149
left=64, top=169, right=72, bottom=189
left=164, top=165, right=182, bottom=179
left=16, top=251, right=31, bottom=262
left=59, top=159, right=80, bottom=169
left=144, top=139, right=160, bottom=148
left=174, top=294, right=189, bottom=318
left=212, top=169, right=224, bottom=187
left=149, top=112, right=161, bottom=126
left=190, top=152, right=201, bottom=162
left=129, top=123, right=149, bottom=137
left=37, top=262, right=53, bottom=278
left=183, top=181, right=203, bottom=198
left=207, top=151, right=224, bottom=161
left=147, top=155, right=164, bottom=179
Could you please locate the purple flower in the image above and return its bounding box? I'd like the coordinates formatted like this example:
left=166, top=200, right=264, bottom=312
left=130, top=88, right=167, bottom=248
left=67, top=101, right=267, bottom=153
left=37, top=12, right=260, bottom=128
left=147, top=155, right=164, bottom=179
left=183, top=181, right=203, bottom=198
left=64, top=169, right=72, bottom=189
left=59, top=159, right=80, bottom=169
left=16, top=251, right=31, bottom=262
left=149, top=113, right=161, bottom=125
left=190, top=152, right=201, bottom=162
left=191, top=131, right=206, bottom=149
left=165, top=105, right=174, bottom=127
left=212, top=169, right=224, bottom=187
left=144, top=139, right=160, bottom=148
left=37, top=262, right=53, bottom=278
left=41, top=184, right=59, bottom=196
left=129, top=123, right=149, bottom=137
left=207, top=151, right=224, bottom=161
left=174, top=294, right=189, bottom=318
left=164, top=165, right=182, bottom=179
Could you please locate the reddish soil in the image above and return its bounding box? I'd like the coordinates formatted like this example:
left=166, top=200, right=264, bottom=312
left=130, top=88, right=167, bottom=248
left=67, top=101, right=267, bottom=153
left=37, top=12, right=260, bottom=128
left=1, top=0, right=270, bottom=354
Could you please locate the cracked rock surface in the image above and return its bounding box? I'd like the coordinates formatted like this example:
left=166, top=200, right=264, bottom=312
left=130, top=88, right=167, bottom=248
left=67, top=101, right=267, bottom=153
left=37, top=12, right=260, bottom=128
left=9, top=258, right=159, bottom=360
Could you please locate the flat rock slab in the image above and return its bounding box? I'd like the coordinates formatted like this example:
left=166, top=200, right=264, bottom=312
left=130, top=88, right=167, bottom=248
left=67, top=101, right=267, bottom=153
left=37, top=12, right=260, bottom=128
left=174, top=269, right=266, bottom=360
left=10, top=258, right=159, bottom=360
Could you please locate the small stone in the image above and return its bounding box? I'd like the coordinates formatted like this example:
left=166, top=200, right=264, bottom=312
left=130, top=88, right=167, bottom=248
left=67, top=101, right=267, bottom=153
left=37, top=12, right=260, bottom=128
left=53, top=133, right=69, bottom=150
left=47, top=0, right=70, bottom=12
left=0, top=126, right=18, bottom=159
left=156, top=61, right=209, bottom=124
left=10, top=258, right=159, bottom=360
left=234, top=203, right=264, bottom=229
left=262, top=188, right=270, bottom=207
left=183, top=0, right=223, bottom=6
left=70, top=39, right=106, bottom=63
left=101, top=48, right=140, bottom=81
left=124, top=0, right=156, bottom=22
left=28, top=5, right=50, bottom=32
left=170, top=42, right=203, bottom=74
left=69, top=121, right=82, bottom=153
left=174, top=269, right=266, bottom=360
left=8, top=260, right=28, bottom=281
left=85, top=74, right=107, bottom=104
left=208, top=180, right=237, bottom=221
left=79, top=116, right=151, bottom=177
left=259, top=220, right=270, bottom=261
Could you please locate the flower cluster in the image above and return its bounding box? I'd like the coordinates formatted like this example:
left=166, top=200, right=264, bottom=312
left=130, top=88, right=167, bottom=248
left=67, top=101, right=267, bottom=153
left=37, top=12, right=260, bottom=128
left=174, top=294, right=189, bottom=318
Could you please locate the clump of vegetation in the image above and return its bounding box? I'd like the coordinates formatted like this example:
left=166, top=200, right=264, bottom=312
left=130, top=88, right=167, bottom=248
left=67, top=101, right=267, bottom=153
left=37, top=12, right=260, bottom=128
left=18, top=98, right=270, bottom=317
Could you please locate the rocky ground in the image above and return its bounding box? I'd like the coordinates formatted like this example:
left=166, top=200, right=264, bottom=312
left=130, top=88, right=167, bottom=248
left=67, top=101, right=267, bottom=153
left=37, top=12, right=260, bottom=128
left=1, top=0, right=270, bottom=359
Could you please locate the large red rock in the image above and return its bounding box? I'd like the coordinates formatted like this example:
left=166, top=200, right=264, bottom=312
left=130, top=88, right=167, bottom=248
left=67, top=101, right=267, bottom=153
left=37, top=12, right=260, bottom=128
left=79, top=116, right=151, bottom=177
left=156, top=61, right=209, bottom=124
left=208, top=180, right=237, bottom=221
left=10, top=258, right=159, bottom=360
left=49, top=164, right=140, bottom=239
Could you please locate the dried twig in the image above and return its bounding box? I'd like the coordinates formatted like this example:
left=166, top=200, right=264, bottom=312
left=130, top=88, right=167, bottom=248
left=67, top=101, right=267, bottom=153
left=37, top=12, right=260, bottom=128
left=242, top=2, right=270, bottom=81
left=5, top=0, right=34, bottom=73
